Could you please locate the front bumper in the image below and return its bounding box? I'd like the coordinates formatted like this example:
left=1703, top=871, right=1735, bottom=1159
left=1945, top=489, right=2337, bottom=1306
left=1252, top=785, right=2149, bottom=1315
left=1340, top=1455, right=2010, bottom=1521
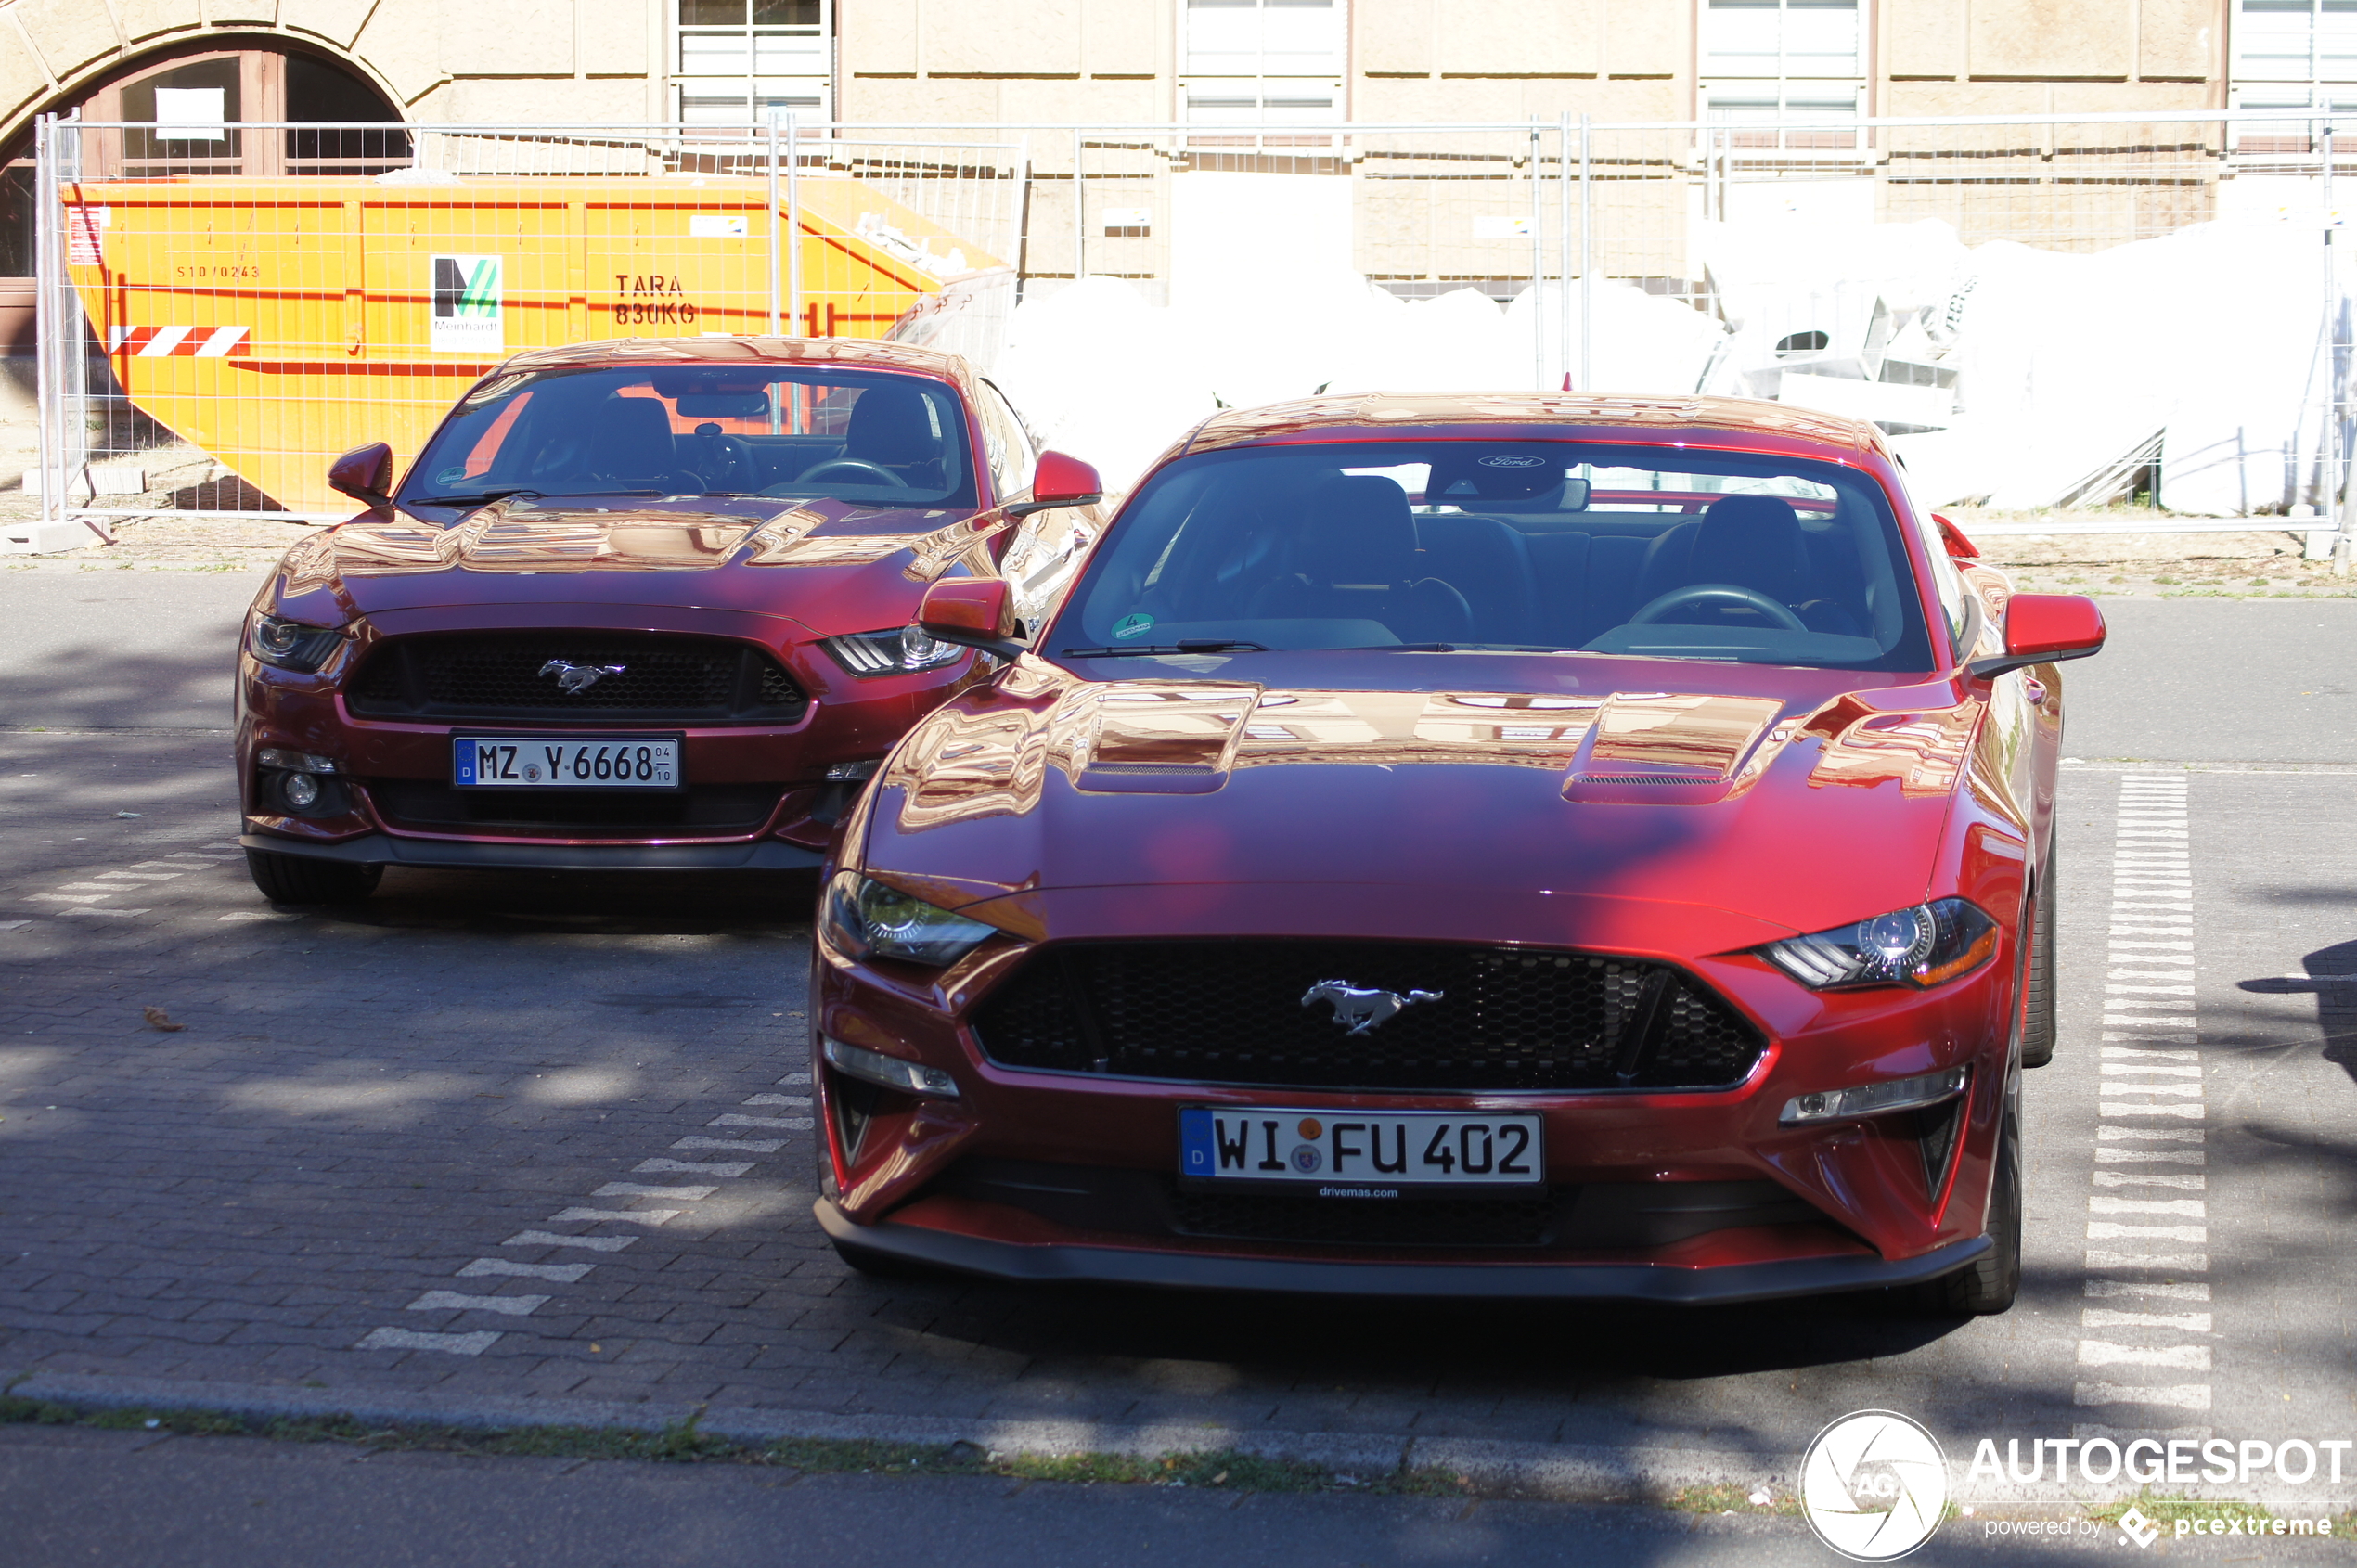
left=814, top=1195, right=1992, bottom=1302
left=240, top=830, right=822, bottom=872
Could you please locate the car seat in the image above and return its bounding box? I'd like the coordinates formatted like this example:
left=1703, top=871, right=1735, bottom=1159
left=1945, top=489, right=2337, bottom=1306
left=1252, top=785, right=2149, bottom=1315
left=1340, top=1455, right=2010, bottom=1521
left=841, top=384, right=946, bottom=487
left=585, top=397, right=702, bottom=493
left=1248, top=475, right=1472, bottom=645
left=1629, top=495, right=1861, bottom=635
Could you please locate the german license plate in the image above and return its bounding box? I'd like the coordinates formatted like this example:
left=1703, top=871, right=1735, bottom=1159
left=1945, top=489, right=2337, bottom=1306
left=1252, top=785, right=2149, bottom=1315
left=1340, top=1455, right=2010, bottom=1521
left=453, top=735, right=681, bottom=790
left=1178, top=1108, right=1544, bottom=1191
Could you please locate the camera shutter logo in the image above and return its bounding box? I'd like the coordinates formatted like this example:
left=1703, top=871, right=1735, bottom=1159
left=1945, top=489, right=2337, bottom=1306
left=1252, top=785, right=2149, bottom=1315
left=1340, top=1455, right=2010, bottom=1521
left=1799, top=1410, right=1948, bottom=1561
left=431, top=254, right=504, bottom=353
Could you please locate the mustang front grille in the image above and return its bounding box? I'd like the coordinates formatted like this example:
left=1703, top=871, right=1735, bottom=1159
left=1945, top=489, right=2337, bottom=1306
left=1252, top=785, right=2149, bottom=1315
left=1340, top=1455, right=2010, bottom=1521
left=368, top=778, right=785, bottom=834
left=348, top=633, right=806, bottom=724
left=971, top=941, right=1765, bottom=1093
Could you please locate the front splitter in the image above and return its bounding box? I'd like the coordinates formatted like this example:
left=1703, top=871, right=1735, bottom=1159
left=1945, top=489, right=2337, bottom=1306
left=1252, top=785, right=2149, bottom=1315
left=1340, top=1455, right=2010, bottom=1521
left=241, top=830, right=823, bottom=872
left=813, top=1197, right=1991, bottom=1305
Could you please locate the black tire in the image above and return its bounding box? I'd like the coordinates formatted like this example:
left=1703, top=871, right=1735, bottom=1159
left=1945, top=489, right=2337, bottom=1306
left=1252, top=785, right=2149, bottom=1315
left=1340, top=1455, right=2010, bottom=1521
left=831, top=1238, right=932, bottom=1280
left=1921, top=1112, right=2022, bottom=1317
left=2019, top=844, right=2058, bottom=1069
left=244, top=847, right=382, bottom=906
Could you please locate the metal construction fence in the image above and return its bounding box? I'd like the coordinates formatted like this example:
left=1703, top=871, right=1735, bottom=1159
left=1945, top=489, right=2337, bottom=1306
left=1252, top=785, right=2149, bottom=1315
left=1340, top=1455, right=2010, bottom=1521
left=28, top=109, right=2357, bottom=553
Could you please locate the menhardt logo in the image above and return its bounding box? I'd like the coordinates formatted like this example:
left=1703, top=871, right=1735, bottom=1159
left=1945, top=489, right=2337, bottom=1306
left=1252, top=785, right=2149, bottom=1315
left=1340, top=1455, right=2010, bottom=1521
left=1300, top=979, right=1442, bottom=1035
left=539, top=659, right=626, bottom=694
left=1800, top=1410, right=1949, bottom=1562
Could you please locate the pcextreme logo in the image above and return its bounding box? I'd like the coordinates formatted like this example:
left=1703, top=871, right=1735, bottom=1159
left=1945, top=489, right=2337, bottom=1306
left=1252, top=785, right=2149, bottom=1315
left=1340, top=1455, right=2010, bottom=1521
left=1800, top=1410, right=1950, bottom=1561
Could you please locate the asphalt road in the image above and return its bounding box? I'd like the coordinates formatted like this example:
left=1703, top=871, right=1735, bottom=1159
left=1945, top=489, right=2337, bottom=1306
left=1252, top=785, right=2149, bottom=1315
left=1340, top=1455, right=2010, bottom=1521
left=2, top=573, right=2353, bottom=1563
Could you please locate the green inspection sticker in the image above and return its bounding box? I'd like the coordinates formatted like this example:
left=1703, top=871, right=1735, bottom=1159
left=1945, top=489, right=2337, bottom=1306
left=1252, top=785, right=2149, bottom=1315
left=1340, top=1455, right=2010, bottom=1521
left=1112, top=612, right=1155, bottom=639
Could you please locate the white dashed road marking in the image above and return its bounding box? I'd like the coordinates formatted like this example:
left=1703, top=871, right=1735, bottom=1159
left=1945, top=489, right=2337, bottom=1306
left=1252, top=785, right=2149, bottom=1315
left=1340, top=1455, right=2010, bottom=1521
left=2076, top=773, right=2214, bottom=1427
left=360, top=1085, right=793, bottom=1352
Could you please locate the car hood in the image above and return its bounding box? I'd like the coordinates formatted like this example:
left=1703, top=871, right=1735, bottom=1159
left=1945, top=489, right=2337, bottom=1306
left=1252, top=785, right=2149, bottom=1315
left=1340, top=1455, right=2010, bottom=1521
left=264, top=495, right=1006, bottom=637
left=853, top=654, right=1996, bottom=945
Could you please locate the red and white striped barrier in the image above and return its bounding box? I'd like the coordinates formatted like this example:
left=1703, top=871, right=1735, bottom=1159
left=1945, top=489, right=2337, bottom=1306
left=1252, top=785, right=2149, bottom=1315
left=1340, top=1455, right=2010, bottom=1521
left=106, top=326, right=251, bottom=358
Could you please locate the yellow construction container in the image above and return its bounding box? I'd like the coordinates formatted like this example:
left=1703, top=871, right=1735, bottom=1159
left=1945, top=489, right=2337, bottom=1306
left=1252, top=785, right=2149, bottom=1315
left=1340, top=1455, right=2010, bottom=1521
left=64, top=173, right=1010, bottom=514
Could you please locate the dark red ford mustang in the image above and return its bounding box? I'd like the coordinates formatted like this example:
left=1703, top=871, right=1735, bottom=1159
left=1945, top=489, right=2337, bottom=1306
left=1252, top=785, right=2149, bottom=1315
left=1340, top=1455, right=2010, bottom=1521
left=811, top=392, right=2106, bottom=1310
left=235, top=338, right=1103, bottom=903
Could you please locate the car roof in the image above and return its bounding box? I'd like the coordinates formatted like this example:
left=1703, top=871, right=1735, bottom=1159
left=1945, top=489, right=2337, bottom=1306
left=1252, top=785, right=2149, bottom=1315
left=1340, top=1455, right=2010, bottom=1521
left=1178, top=392, right=1884, bottom=466
left=491, top=336, right=974, bottom=386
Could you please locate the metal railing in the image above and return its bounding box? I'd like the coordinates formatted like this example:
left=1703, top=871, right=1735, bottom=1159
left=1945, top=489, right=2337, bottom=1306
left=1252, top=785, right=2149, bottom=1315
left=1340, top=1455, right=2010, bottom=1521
left=28, top=109, right=2357, bottom=562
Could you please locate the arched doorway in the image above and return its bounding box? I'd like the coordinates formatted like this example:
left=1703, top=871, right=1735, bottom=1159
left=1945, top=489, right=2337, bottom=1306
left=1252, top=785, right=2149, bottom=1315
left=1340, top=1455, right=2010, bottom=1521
left=0, top=40, right=406, bottom=353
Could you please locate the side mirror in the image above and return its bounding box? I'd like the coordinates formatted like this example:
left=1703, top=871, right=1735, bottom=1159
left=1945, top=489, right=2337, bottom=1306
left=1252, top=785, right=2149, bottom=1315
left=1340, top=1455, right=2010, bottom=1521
left=916, top=576, right=1025, bottom=661
left=1003, top=450, right=1103, bottom=519
left=328, top=443, right=394, bottom=508
left=1969, top=593, right=2106, bottom=681
left=1931, top=511, right=1979, bottom=559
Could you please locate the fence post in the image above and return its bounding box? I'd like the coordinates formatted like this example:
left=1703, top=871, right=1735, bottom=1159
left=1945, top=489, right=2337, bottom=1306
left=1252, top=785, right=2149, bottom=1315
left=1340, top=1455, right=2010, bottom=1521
left=1072, top=127, right=1086, bottom=284
left=1579, top=112, right=1593, bottom=395
left=786, top=113, right=803, bottom=337
left=766, top=114, right=781, bottom=336
left=1527, top=119, right=1545, bottom=389
left=32, top=112, right=58, bottom=533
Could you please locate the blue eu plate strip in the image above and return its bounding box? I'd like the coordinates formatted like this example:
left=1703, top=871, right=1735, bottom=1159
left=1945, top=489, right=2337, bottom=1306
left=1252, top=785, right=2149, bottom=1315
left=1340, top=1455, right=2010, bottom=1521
left=1178, top=1108, right=1216, bottom=1177
left=452, top=738, right=478, bottom=785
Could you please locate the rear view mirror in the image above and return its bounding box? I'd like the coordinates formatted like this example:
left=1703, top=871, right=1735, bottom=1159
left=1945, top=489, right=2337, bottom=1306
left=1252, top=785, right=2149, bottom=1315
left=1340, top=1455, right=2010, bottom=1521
left=1005, top=450, right=1104, bottom=519
left=676, top=392, right=769, bottom=418
left=1969, top=593, right=2106, bottom=680
left=328, top=442, right=393, bottom=508
left=917, top=576, right=1024, bottom=660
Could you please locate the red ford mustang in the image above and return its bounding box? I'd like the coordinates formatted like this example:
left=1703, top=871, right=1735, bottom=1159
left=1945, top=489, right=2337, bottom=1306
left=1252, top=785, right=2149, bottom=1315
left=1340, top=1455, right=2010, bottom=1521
left=235, top=338, right=1104, bottom=903
left=810, top=392, right=2106, bottom=1310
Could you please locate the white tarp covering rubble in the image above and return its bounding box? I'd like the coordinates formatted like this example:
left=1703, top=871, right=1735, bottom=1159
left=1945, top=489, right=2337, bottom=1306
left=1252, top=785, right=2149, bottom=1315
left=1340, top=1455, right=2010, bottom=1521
left=983, top=178, right=2348, bottom=516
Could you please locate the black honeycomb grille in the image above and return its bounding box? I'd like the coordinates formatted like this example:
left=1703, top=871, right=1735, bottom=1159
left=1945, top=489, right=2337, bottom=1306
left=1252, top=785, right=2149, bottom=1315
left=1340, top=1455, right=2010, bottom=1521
left=347, top=633, right=805, bottom=724
left=972, top=941, right=1764, bottom=1093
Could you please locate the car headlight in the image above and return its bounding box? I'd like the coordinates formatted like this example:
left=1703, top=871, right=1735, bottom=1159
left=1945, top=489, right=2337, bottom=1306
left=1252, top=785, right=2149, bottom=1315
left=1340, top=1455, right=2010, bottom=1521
left=823, top=624, right=966, bottom=677
left=249, top=612, right=345, bottom=674
left=1759, top=897, right=2000, bottom=990
left=821, top=870, right=998, bottom=967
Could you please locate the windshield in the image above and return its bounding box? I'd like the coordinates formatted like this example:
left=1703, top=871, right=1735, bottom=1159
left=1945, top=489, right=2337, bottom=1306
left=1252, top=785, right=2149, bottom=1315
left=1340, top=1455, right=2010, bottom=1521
left=400, top=365, right=976, bottom=508
left=1052, top=440, right=1935, bottom=671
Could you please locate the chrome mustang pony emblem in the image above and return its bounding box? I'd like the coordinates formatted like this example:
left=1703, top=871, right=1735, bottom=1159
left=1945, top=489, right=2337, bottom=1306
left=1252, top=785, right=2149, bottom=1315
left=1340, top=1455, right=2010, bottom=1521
left=1302, top=979, right=1443, bottom=1035
left=539, top=659, right=627, bottom=694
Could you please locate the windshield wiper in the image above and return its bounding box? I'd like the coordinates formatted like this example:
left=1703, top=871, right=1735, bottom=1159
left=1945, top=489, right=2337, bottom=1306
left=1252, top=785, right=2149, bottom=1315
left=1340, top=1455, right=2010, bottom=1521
left=1057, top=639, right=1268, bottom=658
left=407, top=487, right=665, bottom=507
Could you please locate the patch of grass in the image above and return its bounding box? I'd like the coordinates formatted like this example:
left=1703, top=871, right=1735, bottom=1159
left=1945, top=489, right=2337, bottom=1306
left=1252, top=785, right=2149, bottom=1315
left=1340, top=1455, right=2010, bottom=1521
left=2089, top=1491, right=2274, bottom=1528
left=1668, top=1484, right=1797, bottom=1516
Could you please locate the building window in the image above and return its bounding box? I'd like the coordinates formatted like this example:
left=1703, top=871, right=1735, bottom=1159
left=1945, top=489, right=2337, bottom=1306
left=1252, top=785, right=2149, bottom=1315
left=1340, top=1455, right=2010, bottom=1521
left=675, top=0, right=831, bottom=127
left=1180, top=0, right=1345, bottom=127
left=1701, top=0, right=1861, bottom=148
left=2233, top=1, right=2357, bottom=148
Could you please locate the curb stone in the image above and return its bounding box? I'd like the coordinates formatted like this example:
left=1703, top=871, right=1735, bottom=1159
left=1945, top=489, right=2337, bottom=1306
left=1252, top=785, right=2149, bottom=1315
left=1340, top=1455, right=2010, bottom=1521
left=5, top=1371, right=1781, bottom=1502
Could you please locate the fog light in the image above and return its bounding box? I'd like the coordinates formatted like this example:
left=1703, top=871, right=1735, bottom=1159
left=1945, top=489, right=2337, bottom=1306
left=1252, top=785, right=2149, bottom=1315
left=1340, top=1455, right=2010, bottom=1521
left=822, top=1035, right=960, bottom=1098
left=824, top=759, right=881, bottom=781
left=280, top=772, right=321, bottom=810
left=1780, top=1066, right=1966, bottom=1126
left=257, top=748, right=338, bottom=774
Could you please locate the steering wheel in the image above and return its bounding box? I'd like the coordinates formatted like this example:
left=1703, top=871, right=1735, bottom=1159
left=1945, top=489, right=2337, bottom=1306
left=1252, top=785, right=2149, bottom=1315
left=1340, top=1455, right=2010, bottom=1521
left=690, top=425, right=760, bottom=490
left=1629, top=582, right=1808, bottom=632
left=792, top=458, right=908, bottom=489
